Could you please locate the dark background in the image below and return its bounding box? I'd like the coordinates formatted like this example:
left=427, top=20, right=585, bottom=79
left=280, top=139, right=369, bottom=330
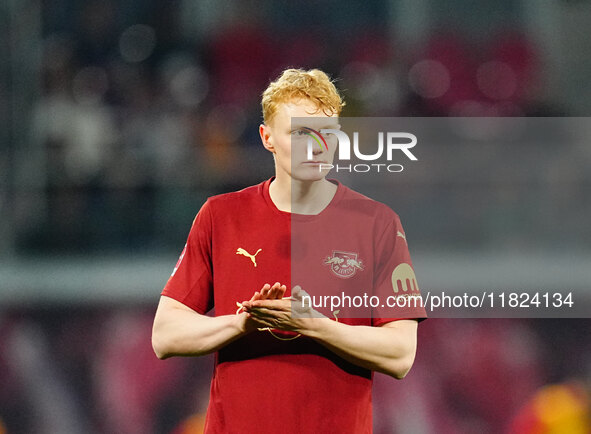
left=1, top=0, right=590, bottom=432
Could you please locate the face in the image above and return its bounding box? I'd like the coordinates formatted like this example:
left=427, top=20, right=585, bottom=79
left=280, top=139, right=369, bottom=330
left=260, top=99, right=340, bottom=182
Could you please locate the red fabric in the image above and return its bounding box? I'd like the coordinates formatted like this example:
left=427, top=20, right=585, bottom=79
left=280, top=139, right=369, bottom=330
left=162, top=178, right=426, bottom=433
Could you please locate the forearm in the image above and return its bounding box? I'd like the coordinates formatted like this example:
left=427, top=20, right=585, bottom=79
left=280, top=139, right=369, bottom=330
left=302, top=319, right=417, bottom=379
left=152, top=300, right=248, bottom=359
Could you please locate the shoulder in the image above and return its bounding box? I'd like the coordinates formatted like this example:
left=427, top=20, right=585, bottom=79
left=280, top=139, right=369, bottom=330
left=186, top=181, right=266, bottom=234
left=203, top=181, right=265, bottom=214
left=337, top=183, right=401, bottom=226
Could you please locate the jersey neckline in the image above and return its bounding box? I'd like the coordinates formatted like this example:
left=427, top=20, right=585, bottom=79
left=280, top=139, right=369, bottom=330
left=260, top=177, right=345, bottom=221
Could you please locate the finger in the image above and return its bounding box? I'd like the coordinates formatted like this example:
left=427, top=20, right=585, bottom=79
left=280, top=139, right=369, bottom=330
left=247, top=307, right=277, bottom=319
left=269, top=282, right=283, bottom=299
left=244, top=298, right=285, bottom=310
left=260, top=283, right=271, bottom=298
left=278, top=285, right=287, bottom=299
left=251, top=317, right=276, bottom=329
left=249, top=306, right=291, bottom=319
left=250, top=299, right=290, bottom=311
left=246, top=312, right=275, bottom=329
left=290, top=286, right=300, bottom=301
left=266, top=284, right=277, bottom=300
left=267, top=282, right=281, bottom=299
left=291, top=285, right=310, bottom=301
left=249, top=291, right=260, bottom=302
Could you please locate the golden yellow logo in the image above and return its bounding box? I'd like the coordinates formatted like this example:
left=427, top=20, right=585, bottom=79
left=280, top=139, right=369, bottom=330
left=391, top=263, right=419, bottom=293
left=236, top=248, right=262, bottom=267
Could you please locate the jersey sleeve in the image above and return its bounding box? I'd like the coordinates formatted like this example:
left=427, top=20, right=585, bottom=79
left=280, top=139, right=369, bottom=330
left=372, top=212, right=427, bottom=326
left=161, top=199, right=214, bottom=314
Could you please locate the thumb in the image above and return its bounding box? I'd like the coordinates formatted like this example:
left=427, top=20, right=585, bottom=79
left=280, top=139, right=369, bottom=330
left=291, top=285, right=311, bottom=300
left=291, top=285, right=302, bottom=299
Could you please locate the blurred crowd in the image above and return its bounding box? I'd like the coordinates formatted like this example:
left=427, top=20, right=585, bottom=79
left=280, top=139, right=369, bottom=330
left=1, top=1, right=591, bottom=433
left=9, top=0, right=589, bottom=254
left=0, top=309, right=589, bottom=433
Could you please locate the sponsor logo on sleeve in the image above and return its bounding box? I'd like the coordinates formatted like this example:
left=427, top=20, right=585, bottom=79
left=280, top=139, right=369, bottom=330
left=391, top=263, right=419, bottom=293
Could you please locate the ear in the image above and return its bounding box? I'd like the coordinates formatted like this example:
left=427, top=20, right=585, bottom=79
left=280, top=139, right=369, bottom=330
left=259, top=124, right=275, bottom=153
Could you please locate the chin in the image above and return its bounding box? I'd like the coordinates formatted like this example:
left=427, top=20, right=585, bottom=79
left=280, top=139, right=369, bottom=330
left=290, top=166, right=331, bottom=182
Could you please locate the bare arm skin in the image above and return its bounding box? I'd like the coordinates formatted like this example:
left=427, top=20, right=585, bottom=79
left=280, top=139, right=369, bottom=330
left=301, top=318, right=418, bottom=379
left=241, top=286, right=419, bottom=379
left=152, top=283, right=286, bottom=359
left=154, top=283, right=419, bottom=380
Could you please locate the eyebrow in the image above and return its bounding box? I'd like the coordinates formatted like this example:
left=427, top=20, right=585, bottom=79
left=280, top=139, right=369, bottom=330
left=291, top=121, right=340, bottom=130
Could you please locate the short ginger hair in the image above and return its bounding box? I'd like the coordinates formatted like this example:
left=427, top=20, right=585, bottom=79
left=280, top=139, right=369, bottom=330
left=261, top=68, right=345, bottom=124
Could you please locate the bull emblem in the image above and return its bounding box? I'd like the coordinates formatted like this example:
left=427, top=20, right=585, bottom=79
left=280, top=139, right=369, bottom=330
left=324, top=251, right=364, bottom=278
left=346, top=258, right=364, bottom=270
left=324, top=256, right=344, bottom=265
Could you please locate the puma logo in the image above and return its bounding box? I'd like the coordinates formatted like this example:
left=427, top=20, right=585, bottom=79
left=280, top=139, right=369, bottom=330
left=236, top=248, right=262, bottom=267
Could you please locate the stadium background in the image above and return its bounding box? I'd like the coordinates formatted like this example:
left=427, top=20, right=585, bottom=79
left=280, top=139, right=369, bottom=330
left=1, top=0, right=590, bottom=432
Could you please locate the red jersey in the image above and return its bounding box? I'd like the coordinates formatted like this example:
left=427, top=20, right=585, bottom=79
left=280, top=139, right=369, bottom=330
left=162, top=178, right=426, bottom=433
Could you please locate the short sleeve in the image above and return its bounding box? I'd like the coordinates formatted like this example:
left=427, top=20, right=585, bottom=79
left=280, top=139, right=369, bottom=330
left=161, top=200, right=214, bottom=314
left=372, top=213, right=427, bottom=326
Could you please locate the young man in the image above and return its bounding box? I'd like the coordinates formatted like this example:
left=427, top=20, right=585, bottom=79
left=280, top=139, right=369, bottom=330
left=152, top=68, right=426, bottom=433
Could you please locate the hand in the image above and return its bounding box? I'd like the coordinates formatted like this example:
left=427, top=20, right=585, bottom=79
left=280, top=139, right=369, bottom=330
left=247, top=281, right=286, bottom=303
left=237, top=282, right=286, bottom=333
left=241, top=285, right=327, bottom=334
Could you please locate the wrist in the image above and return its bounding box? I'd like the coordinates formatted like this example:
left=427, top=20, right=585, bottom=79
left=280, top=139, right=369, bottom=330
left=298, top=317, right=335, bottom=339
left=234, top=312, right=252, bottom=335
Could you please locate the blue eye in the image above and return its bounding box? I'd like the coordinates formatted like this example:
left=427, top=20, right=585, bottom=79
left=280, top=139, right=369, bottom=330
left=291, top=129, right=307, bottom=136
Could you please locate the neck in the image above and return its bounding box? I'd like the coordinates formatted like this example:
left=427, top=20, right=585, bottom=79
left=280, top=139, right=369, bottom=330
left=269, top=174, right=337, bottom=214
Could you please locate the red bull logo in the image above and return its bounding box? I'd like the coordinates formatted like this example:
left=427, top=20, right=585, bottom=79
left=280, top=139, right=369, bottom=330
left=324, top=251, right=364, bottom=278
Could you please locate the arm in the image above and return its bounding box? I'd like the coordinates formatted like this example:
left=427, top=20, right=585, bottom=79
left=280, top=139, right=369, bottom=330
left=301, top=318, right=418, bottom=379
left=152, top=282, right=287, bottom=359
left=242, top=287, right=419, bottom=379
left=152, top=295, right=249, bottom=359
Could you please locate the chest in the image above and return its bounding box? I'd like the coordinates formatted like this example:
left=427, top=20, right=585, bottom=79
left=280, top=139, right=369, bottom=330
left=209, top=212, right=377, bottom=315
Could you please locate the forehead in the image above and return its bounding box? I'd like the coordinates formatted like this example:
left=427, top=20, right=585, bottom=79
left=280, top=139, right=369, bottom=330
left=273, top=99, right=339, bottom=129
